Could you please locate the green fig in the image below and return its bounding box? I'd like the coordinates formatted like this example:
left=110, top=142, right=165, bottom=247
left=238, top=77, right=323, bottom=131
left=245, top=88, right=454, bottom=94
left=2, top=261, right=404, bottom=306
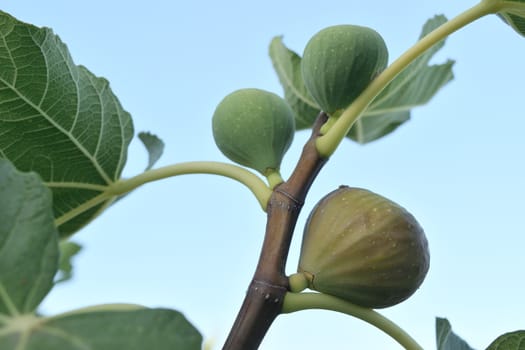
left=212, top=88, right=295, bottom=176
left=298, top=186, right=429, bottom=308
left=301, top=25, right=388, bottom=116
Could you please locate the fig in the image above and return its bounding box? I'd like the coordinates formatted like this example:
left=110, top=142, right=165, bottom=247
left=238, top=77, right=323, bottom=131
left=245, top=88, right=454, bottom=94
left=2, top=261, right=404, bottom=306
left=298, top=186, right=429, bottom=308
left=212, top=88, right=295, bottom=175
left=301, top=25, right=388, bottom=115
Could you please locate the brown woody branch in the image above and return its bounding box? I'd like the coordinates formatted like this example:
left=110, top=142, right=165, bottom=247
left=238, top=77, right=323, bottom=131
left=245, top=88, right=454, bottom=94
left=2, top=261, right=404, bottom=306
left=222, top=112, right=329, bottom=350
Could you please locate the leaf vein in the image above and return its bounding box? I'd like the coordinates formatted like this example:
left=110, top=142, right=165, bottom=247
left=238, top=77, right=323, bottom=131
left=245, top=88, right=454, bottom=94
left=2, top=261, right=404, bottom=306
left=0, top=32, right=17, bottom=85
left=0, top=76, right=113, bottom=184
left=38, top=324, right=91, bottom=350
left=44, top=181, right=108, bottom=191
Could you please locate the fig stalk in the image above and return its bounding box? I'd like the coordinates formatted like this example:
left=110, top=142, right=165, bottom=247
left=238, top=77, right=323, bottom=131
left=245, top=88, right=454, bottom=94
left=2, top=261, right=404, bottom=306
left=222, top=112, right=329, bottom=350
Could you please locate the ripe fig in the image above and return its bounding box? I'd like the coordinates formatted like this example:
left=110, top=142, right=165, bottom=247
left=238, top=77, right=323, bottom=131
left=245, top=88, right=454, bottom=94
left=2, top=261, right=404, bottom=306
left=298, top=186, right=429, bottom=308
left=301, top=25, right=388, bottom=115
left=212, top=88, right=295, bottom=176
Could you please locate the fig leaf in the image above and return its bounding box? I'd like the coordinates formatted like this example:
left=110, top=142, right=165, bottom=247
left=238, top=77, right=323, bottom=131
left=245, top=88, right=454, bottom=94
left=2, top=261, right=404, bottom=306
left=0, top=158, right=203, bottom=349
left=138, top=131, right=165, bottom=171
left=0, top=158, right=59, bottom=314
left=436, top=318, right=475, bottom=350
left=497, top=0, right=525, bottom=37
left=0, top=306, right=203, bottom=350
left=487, top=330, right=525, bottom=350
left=55, top=240, right=82, bottom=285
left=0, top=10, right=134, bottom=237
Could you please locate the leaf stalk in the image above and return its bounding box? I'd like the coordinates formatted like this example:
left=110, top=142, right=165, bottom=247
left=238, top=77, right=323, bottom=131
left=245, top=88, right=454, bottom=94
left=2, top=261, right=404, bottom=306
left=282, top=292, right=424, bottom=350
left=54, top=161, right=272, bottom=227
left=316, top=0, right=498, bottom=157
left=112, top=161, right=272, bottom=210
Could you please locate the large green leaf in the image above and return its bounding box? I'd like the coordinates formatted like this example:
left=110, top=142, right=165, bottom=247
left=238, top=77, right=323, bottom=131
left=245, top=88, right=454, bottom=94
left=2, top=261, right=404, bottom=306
left=498, top=0, right=525, bottom=37
left=0, top=305, right=203, bottom=350
left=0, top=11, right=133, bottom=237
left=0, top=162, right=202, bottom=348
left=487, top=330, right=525, bottom=350
left=0, top=159, right=59, bottom=315
left=351, top=15, right=454, bottom=143
left=269, top=36, right=321, bottom=129
left=436, top=318, right=476, bottom=350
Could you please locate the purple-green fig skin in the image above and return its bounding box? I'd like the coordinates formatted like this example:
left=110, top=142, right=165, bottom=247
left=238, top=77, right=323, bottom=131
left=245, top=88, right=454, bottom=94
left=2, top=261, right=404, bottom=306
left=298, top=186, right=430, bottom=308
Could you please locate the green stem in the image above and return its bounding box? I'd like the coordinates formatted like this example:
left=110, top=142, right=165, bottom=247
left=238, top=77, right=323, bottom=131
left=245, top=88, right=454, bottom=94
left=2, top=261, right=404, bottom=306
left=109, top=161, right=272, bottom=211
left=287, top=273, right=309, bottom=293
left=54, top=161, right=272, bottom=227
left=316, top=0, right=499, bottom=157
left=485, top=0, right=523, bottom=12
left=265, top=169, right=285, bottom=189
left=282, top=292, right=423, bottom=350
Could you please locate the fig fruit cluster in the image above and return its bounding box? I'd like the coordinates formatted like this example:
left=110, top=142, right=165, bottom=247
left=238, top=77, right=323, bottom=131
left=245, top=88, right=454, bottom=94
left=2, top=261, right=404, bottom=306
left=298, top=186, right=429, bottom=308
left=212, top=25, right=388, bottom=174
left=212, top=88, right=295, bottom=176
left=301, top=25, right=388, bottom=116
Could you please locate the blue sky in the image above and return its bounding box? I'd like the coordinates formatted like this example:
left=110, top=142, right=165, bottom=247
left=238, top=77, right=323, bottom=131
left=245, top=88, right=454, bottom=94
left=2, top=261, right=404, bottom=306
left=3, top=1, right=525, bottom=349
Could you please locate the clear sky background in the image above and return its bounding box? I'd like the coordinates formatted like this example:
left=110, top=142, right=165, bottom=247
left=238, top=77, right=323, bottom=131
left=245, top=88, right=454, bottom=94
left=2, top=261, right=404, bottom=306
left=3, top=1, right=524, bottom=349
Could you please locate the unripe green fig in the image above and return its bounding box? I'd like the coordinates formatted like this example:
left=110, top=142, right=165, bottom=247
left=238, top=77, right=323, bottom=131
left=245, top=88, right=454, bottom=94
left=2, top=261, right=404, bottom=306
left=298, top=186, right=429, bottom=308
left=212, top=88, right=295, bottom=175
left=301, top=25, right=388, bottom=115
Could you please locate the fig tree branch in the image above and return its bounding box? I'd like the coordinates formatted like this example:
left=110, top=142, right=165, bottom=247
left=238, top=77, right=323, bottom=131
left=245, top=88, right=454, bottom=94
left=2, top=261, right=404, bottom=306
left=222, top=112, right=329, bottom=350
